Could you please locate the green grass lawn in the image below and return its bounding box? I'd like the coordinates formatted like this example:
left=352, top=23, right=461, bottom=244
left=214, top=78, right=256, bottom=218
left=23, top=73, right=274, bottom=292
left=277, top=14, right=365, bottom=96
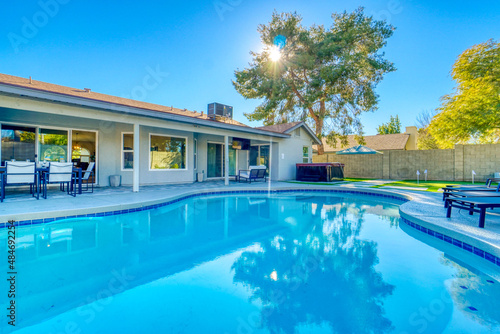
left=373, top=180, right=483, bottom=192
left=287, top=179, right=488, bottom=192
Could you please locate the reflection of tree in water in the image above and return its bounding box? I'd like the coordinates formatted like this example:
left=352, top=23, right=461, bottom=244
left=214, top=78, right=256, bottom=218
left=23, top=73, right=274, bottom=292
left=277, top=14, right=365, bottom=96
left=442, top=257, right=500, bottom=330
left=232, top=198, right=395, bottom=334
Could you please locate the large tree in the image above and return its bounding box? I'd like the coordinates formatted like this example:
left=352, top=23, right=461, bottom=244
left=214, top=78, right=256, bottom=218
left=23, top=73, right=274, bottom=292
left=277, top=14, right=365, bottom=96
left=233, top=8, right=395, bottom=154
left=429, top=40, right=500, bottom=148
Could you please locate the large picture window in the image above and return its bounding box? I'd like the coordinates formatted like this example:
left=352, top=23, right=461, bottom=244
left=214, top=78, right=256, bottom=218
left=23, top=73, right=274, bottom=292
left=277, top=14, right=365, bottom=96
left=39, top=128, right=68, bottom=162
left=150, top=135, right=186, bottom=170
left=1, top=125, right=36, bottom=165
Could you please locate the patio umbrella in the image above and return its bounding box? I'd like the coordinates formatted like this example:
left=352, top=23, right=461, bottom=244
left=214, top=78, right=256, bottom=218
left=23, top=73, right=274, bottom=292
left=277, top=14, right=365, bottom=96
left=335, top=145, right=383, bottom=155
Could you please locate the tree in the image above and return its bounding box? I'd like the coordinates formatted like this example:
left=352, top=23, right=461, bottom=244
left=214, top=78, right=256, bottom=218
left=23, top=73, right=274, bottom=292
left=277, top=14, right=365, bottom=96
left=376, top=115, right=401, bottom=134
left=429, top=40, right=500, bottom=148
left=415, top=110, right=440, bottom=150
left=233, top=8, right=395, bottom=154
left=232, top=197, right=394, bottom=333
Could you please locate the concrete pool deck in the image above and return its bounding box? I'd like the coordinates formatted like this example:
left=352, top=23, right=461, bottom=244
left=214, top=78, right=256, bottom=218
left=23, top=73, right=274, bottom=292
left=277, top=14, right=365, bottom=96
left=2, top=180, right=500, bottom=264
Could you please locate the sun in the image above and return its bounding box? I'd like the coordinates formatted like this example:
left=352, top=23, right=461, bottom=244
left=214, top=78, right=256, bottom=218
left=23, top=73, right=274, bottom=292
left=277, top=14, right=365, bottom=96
left=269, top=46, right=281, bottom=62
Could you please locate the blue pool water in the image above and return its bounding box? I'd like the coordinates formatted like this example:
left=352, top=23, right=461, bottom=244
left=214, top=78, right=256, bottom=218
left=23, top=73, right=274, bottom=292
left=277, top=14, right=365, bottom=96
left=2, top=193, right=500, bottom=333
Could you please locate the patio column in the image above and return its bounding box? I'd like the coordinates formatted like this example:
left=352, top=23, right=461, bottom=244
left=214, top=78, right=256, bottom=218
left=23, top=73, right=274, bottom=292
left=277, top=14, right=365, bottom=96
left=224, top=135, right=229, bottom=186
left=133, top=123, right=140, bottom=192
left=268, top=138, right=272, bottom=182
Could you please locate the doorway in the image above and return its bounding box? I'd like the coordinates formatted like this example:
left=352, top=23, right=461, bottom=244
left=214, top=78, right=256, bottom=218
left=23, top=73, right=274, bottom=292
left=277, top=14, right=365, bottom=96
left=207, top=143, right=237, bottom=178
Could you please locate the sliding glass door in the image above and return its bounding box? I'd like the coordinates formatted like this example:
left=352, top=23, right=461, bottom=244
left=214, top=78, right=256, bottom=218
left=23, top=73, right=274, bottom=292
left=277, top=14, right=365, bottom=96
left=1, top=125, right=36, bottom=165
left=207, top=143, right=237, bottom=178
left=71, top=130, right=97, bottom=182
left=249, top=145, right=269, bottom=175
left=207, top=143, right=223, bottom=178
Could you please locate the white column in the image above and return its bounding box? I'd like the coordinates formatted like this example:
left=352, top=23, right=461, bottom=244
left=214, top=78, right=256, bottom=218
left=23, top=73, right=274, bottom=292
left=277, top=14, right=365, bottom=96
left=133, top=123, right=140, bottom=192
left=268, top=138, right=273, bottom=181
left=224, top=135, right=229, bottom=186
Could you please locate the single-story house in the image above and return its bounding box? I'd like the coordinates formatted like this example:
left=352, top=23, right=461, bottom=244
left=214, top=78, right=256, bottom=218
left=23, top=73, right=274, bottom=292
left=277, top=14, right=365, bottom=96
left=313, top=126, right=419, bottom=154
left=0, top=73, right=321, bottom=191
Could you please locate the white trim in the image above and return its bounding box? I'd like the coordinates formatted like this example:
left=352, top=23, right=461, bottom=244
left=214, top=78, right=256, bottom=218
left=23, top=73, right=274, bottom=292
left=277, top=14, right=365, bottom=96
left=193, top=138, right=197, bottom=170
left=121, top=132, right=134, bottom=172
left=282, top=122, right=321, bottom=145
left=148, top=132, right=188, bottom=171
left=303, top=145, right=310, bottom=163
left=133, top=124, right=140, bottom=192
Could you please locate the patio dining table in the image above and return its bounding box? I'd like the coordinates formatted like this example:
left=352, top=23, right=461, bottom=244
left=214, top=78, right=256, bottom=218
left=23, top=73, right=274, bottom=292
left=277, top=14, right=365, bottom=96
left=0, top=165, right=83, bottom=195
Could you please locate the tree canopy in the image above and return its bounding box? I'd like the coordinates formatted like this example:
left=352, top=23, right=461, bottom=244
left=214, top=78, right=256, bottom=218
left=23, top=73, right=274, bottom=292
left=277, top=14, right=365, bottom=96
left=415, top=110, right=440, bottom=150
left=429, top=39, right=500, bottom=148
left=233, top=8, right=395, bottom=154
left=376, top=115, right=401, bottom=134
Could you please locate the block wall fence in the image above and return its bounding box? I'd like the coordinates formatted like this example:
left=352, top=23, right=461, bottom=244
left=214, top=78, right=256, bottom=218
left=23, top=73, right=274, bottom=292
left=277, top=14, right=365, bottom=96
left=312, top=144, right=500, bottom=181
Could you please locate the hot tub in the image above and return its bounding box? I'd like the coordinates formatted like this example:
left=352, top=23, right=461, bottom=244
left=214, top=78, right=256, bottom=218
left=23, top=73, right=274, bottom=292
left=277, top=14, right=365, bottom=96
left=296, top=162, right=345, bottom=182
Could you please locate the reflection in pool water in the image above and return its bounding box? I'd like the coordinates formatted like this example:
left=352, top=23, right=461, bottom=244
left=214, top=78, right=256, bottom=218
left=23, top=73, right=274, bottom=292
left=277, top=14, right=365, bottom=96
left=1, top=193, right=499, bottom=333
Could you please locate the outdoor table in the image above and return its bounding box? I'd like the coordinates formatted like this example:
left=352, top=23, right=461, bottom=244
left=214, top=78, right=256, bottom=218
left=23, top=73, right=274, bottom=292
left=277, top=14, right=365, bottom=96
left=0, top=166, right=83, bottom=195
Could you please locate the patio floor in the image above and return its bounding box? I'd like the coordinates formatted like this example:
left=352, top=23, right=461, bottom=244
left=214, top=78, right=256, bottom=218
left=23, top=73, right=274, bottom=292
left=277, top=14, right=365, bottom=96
left=2, top=180, right=500, bottom=265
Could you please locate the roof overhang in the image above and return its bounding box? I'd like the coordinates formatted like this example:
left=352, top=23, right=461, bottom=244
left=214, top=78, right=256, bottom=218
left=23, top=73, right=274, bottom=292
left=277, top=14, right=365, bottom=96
left=0, top=83, right=290, bottom=139
left=283, top=122, right=322, bottom=145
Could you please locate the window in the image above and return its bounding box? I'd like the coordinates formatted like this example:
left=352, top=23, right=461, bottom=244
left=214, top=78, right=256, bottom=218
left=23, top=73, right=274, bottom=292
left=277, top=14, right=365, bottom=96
left=1, top=125, right=36, bottom=165
left=122, top=133, right=134, bottom=170
left=294, top=128, right=301, bottom=137
left=303, top=146, right=309, bottom=163
left=194, top=138, right=197, bottom=170
left=39, top=128, right=68, bottom=162
left=150, top=135, right=186, bottom=170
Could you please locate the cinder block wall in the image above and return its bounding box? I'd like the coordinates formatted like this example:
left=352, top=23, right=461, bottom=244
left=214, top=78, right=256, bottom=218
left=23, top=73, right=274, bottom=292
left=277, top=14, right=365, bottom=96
left=312, top=144, right=500, bottom=181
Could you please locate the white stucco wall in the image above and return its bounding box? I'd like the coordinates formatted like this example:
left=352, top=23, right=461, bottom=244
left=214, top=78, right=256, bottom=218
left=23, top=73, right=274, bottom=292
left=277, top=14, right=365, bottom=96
left=0, top=95, right=317, bottom=186
left=275, top=127, right=316, bottom=180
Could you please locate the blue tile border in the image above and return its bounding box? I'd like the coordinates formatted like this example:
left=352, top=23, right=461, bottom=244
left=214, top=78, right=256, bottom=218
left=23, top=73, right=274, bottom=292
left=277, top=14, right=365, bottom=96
left=401, top=216, right=500, bottom=268
left=1, top=188, right=407, bottom=230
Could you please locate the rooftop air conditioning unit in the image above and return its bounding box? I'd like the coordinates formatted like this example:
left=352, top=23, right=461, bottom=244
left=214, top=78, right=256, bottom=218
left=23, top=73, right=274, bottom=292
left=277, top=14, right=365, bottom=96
left=208, top=103, right=233, bottom=119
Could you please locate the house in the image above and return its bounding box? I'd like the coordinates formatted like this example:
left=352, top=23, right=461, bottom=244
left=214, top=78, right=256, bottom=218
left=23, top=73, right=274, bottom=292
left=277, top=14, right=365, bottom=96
left=0, top=73, right=321, bottom=190
left=313, top=126, right=419, bottom=154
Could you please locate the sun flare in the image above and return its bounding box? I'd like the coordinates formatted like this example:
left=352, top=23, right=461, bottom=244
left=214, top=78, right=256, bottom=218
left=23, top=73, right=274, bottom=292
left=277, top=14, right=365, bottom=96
left=269, top=46, right=281, bottom=62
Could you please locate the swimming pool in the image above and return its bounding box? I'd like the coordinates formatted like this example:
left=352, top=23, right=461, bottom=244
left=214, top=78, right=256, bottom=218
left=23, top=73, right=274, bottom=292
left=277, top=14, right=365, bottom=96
left=3, top=192, right=500, bottom=333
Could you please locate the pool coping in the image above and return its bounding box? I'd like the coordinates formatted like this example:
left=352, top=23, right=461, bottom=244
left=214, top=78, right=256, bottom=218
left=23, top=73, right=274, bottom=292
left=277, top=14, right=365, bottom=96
left=1, top=186, right=410, bottom=227
left=3, top=184, right=500, bottom=271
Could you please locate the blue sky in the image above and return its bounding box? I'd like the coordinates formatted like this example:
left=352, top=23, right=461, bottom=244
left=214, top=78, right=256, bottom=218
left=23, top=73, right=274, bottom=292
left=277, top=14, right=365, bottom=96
left=0, top=0, right=498, bottom=135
